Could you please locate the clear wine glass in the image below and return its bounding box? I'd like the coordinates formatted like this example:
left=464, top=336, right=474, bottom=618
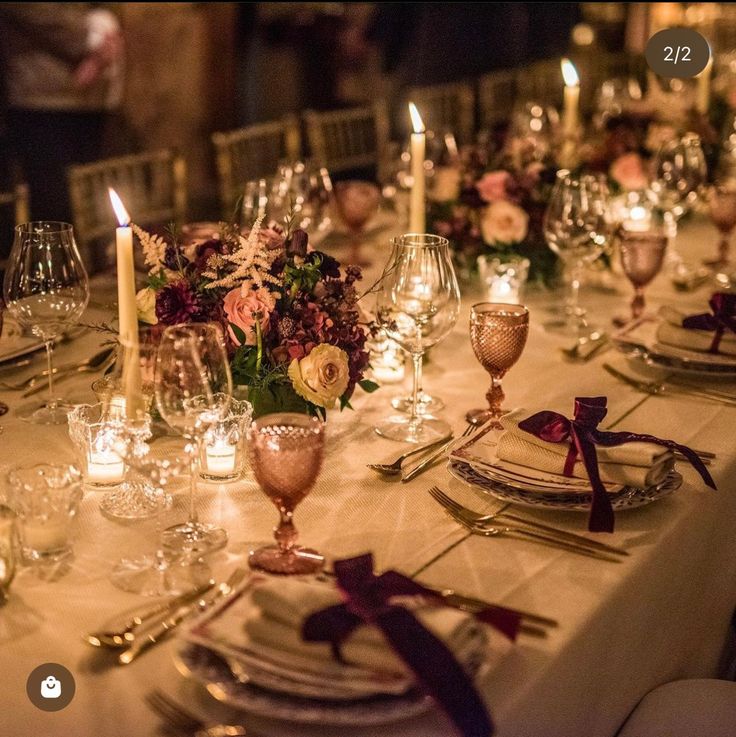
left=374, top=234, right=460, bottom=443
left=543, top=171, right=612, bottom=335
left=651, top=133, right=707, bottom=224
left=2, top=222, right=89, bottom=424
left=247, top=412, right=325, bottom=575
left=155, top=323, right=233, bottom=556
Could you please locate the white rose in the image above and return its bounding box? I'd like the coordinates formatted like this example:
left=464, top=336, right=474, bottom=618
left=428, top=166, right=462, bottom=203
left=288, top=344, right=350, bottom=409
left=480, top=200, right=529, bottom=245
left=136, top=287, right=158, bottom=325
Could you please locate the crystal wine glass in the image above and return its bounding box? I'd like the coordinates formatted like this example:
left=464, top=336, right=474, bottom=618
left=333, top=180, right=382, bottom=266
left=2, top=222, right=89, bottom=424
left=155, top=323, right=232, bottom=555
left=375, top=234, right=461, bottom=443
left=543, top=171, right=612, bottom=335
left=704, top=182, right=736, bottom=267
left=247, top=412, right=325, bottom=575
left=466, top=303, right=529, bottom=428
left=616, top=228, right=668, bottom=324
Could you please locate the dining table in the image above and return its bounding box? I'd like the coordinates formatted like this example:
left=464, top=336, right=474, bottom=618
left=1, top=213, right=735, bottom=737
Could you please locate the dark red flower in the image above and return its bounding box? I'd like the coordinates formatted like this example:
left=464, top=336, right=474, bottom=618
left=155, top=281, right=204, bottom=325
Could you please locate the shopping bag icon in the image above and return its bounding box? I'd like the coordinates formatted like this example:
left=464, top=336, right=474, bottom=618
left=40, top=676, right=61, bottom=699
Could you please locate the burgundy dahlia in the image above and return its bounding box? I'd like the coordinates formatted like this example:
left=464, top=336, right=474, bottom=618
left=155, top=281, right=203, bottom=325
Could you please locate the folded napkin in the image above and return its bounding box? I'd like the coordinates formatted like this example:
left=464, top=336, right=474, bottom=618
left=247, top=577, right=494, bottom=679
left=657, top=305, right=736, bottom=356
left=497, top=409, right=675, bottom=490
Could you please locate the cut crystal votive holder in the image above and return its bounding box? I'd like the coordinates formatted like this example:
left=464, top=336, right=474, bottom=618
left=198, top=397, right=253, bottom=482
left=5, top=464, right=82, bottom=564
left=477, top=255, right=530, bottom=304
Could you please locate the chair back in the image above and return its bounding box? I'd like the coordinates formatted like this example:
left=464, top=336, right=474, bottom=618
left=303, top=101, right=390, bottom=178
left=405, top=81, right=476, bottom=142
left=516, top=58, right=563, bottom=106
left=0, top=183, right=30, bottom=273
left=478, top=69, right=518, bottom=129
left=212, top=115, right=301, bottom=218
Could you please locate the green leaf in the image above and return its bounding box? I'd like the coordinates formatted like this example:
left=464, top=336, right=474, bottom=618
left=249, top=382, right=310, bottom=418
left=229, top=322, right=247, bottom=346
left=358, top=379, right=380, bottom=394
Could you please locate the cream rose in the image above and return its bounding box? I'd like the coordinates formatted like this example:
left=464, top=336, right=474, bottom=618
left=288, top=344, right=350, bottom=409
left=428, top=166, right=462, bottom=202
left=136, top=287, right=158, bottom=325
left=480, top=200, right=529, bottom=245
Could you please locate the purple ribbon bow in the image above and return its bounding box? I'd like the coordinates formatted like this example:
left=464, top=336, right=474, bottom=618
left=303, top=553, right=522, bottom=737
left=682, top=292, right=736, bottom=354
left=518, top=397, right=716, bottom=533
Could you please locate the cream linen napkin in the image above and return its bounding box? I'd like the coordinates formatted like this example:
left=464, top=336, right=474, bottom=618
left=496, top=409, right=674, bottom=489
left=246, top=577, right=494, bottom=678
left=656, top=305, right=736, bottom=356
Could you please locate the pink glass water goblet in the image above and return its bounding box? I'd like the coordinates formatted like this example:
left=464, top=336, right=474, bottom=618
left=616, top=228, right=668, bottom=324
left=705, top=184, right=736, bottom=268
left=247, top=412, right=325, bottom=575
left=333, top=180, right=381, bottom=266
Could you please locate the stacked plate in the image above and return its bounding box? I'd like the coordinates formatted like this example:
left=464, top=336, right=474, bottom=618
left=175, top=578, right=433, bottom=726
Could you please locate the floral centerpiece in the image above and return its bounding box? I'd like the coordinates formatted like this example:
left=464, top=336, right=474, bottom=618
left=132, top=218, right=377, bottom=419
left=428, top=144, right=559, bottom=285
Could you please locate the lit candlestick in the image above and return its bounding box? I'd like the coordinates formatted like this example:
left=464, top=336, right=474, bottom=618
left=108, top=188, right=142, bottom=416
left=696, top=54, right=713, bottom=115
left=561, top=58, right=580, bottom=137
left=87, top=448, right=125, bottom=485
left=204, top=438, right=238, bottom=477
left=408, top=102, right=426, bottom=233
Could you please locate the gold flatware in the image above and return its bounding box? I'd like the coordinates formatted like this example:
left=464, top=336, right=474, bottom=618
left=603, top=363, right=736, bottom=408
left=22, top=347, right=115, bottom=397
left=84, top=580, right=216, bottom=649
left=118, top=569, right=247, bottom=665
left=367, top=433, right=453, bottom=475
left=561, top=330, right=610, bottom=362
left=146, top=690, right=247, bottom=737
left=429, top=486, right=628, bottom=557
left=401, top=423, right=476, bottom=483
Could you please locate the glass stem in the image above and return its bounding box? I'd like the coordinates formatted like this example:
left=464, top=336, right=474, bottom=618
left=415, top=353, right=424, bottom=397
left=44, top=339, right=56, bottom=410
left=410, top=352, right=422, bottom=428
left=719, top=233, right=731, bottom=264
left=631, top=286, right=645, bottom=320
left=186, top=439, right=199, bottom=525
left=274, top=508, right=297, bottom=552
left=568, top=262, right=582, bottom=316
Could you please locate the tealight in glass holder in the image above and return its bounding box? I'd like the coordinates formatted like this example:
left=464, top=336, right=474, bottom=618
left=477, top=255, right=530, bottom=304
left=67, top=403, right=159, bottom=520
left=198, top=397, right=253, bottom=482
left=367, top=327, right=406, bottom=384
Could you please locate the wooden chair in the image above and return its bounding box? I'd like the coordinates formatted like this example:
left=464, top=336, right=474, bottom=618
left=303, top=101, right=390, bottom=179
left=405, top=81, right=476, bottom=143
left=212, top=115, right=302, bottom=218
left=516, top=58, right=563, bottom=106
left=478, top=69, right=518, bottom=129
left=0, top=183, right=30, bottom=272
left=67, top=149, right=186, bottom=272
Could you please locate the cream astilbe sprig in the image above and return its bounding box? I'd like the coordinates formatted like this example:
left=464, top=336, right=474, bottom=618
left=204, top=215, right=282, bottom=291
left=131, top=223, right=168, bottom=273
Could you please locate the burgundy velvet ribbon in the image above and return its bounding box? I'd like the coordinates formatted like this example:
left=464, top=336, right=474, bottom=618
left=302, top=553, right=522, bottom=737
left=682, top=292, right=736, bottom=354
left=518, top=397, right=716, bottom=533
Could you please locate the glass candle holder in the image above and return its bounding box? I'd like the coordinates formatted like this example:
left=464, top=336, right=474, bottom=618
left=68, top=403, right=126, bottom=488
left=477, top=255, right=530, bottom=304
left=199, top=397, right=253, bottom=482
left=0, top=505, right=17, bottom=601
left=6, top=464, right=82, bottom=564
left=367, top=327, right=406, bottom=384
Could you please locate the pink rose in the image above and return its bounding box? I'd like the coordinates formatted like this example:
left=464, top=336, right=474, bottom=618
left=610, top=153, right=648, bottom=191
left=476, top=170, right=510, bottom=203
left=223, top=288, right=272, bottom=346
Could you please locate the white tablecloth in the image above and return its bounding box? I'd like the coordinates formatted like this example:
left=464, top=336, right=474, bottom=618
left=1, top=217, right=735, bottom=737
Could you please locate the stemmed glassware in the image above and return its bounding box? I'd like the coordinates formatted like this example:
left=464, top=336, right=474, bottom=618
left=466, top=303, right=529, bottom=428
left=704, top=182, right=736, bottom=267
left=155, top=323, right=232, bottom=555
left=2, top=222, right=89, bottom=424
left=543, top=171, right=612, bottom=335
left=615, top=228, right=668, bottom=325
left=247, top=412, right=325, bottom=575
left=374, top=234, right=460, bottom=443
left=651, top=133, right=707, bottom=226
left=333, top=180, right=382, bottom=265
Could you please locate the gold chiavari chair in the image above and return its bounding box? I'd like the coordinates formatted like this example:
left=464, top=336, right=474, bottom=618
left=212, top=115, right=302, bottom=218
left=0, top=183, right=29, bottom=273
left=303, top=101, right=390, bottom=178
left=516, top=58, right=562, bottom=106
left=405, top=81, right=476, bottom=143
left=478, top=69, right=518, bottom=129
left=67, top=149, right=186, bottom=271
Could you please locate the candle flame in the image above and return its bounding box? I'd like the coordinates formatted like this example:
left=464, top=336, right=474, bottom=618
left=108, top=188, right=130, bottom=226
left=408, top=102, right=425, bottom=134
left=561, top=58, right=579, bottom=87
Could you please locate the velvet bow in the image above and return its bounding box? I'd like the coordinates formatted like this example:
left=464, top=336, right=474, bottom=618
left=302, top=553, right=522, bottom=737
left=518, top=397, right=716, bottom=533
left=682, top=292, right=736, bottom=353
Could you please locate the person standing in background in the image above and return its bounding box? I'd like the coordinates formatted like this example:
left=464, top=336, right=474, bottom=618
left=0, top=3, right=123, bottom=222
